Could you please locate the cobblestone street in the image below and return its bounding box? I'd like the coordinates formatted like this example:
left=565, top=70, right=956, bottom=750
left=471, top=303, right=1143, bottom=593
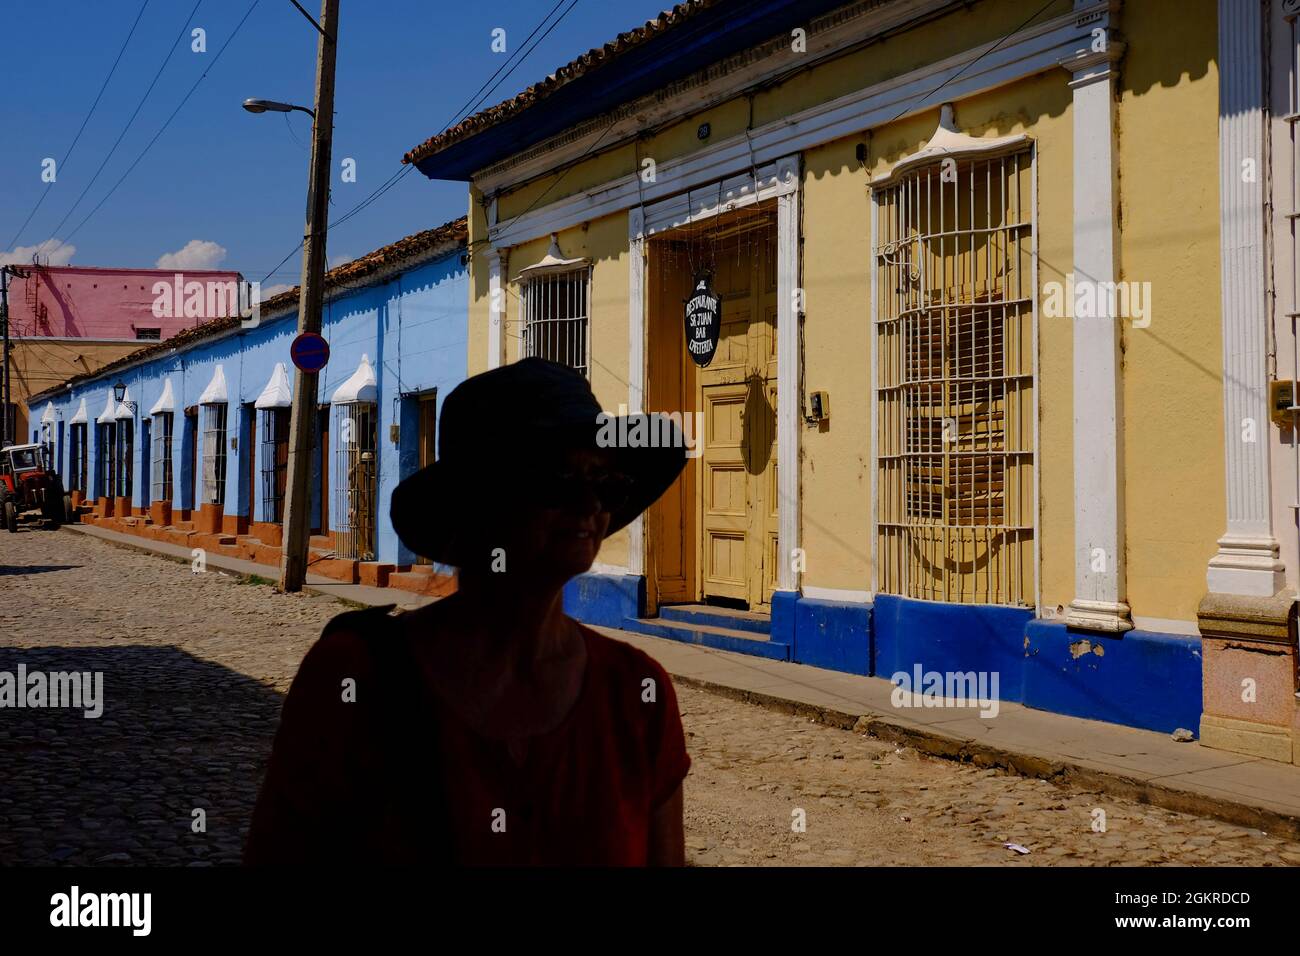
left=2, top=527, right=1299, bottom=867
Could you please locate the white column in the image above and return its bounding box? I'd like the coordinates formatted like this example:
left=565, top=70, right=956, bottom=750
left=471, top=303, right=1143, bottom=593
left=627, top=207, right=646, bottom=577
left=775, top=155, right=801, bottom=592
left=487, top=247, right=506, bottom=370
left=1207, top=0, right=1285, bottom=597
left=1061, top=25, right=1133, bottom=632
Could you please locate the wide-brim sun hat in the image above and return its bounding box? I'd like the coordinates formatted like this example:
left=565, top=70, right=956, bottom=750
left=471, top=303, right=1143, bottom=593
left=390, top=358, right=688, bottom=565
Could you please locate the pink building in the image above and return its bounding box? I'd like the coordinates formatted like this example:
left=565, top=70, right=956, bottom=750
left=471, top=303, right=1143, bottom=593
left=6, top=264, right=245, bottom=341
left=5, top=264, right=246, bottom=444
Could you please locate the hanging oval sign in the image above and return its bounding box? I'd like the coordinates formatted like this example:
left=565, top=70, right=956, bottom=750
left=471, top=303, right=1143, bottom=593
left=684, top=273, right=721, bottom=367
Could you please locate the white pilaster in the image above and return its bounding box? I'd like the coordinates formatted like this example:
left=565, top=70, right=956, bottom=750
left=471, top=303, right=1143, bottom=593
left=486, top=247, right=506, bottom=370
left=1207, top=0, right=1286, bottom=597
left=1061, top=9, right=1132, bottom=632
left=627, top=207, right=646, bottom=577
left=775, top=155, right=801, bottom=593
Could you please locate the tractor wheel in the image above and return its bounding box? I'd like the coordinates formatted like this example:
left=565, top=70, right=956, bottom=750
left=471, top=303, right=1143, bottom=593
left=63, top=494, right=75, bottom=524
left=3, top=500, right=16, bottom=534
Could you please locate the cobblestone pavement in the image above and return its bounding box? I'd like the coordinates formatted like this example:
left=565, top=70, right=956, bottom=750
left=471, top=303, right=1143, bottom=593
left=2, top=527, right=1299, bottom=867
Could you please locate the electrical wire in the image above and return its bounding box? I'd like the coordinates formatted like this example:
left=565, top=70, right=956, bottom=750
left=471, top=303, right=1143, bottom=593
left=6, top=0, right=152, bottom=252
left=64, top=0, right=262, bottom=245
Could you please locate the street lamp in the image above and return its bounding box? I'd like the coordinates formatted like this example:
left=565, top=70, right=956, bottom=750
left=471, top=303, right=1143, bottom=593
left=242, top=97, right=316, bottom=119
left=111, top=380, right=137, bottom=414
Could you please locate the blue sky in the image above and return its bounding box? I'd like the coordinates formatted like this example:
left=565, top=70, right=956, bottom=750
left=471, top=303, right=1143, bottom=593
left=0, top=0, right=671, bottom=292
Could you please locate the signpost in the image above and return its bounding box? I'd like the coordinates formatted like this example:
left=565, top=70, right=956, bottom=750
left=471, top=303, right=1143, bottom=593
left=290, top=331, right=330, bottom=373
left=684, top=273, right=721, bottom=367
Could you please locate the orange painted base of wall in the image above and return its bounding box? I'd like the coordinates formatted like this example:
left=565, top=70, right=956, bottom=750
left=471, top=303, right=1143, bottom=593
left=221, top=513, right=250, bottom=537
left=78, top=512, right=455, bottom=597
left=250, top=522, right=282, bottom=547
left=194, top=503, right=223, bottom=535
left=149, top=501, right=172, bottom=527
left=113, top=496, right=132, bottom=517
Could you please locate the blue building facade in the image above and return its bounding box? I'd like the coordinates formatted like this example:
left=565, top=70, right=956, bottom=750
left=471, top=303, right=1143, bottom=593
left=28, top=220, right=468, bottom=572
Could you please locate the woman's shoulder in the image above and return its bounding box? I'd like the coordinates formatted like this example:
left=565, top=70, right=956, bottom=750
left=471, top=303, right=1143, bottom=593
left=576, top=622, right=677, bottom=694
left=295, top=605, right=405, bottom=685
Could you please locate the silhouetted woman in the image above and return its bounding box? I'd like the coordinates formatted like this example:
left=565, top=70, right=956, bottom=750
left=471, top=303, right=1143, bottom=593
left=246, top=358, right=690, bottom=865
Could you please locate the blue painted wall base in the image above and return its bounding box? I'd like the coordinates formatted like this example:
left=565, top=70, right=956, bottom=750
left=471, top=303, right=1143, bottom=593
left=562, top=574, right=1203, bottom=736
left=562, top=572, right=644, bottom=629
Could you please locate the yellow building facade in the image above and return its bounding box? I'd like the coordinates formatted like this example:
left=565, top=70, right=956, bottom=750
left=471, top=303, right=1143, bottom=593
left=406, top=0, right=1300, bottom=760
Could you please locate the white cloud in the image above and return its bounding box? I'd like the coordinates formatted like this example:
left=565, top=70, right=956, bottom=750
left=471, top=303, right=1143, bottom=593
left=155, top=239, right=227, bottom=271
left=258, top=282, right=295, bottom=299
left=0, top=238, right=76, bottom=266
left=328, top=253, right=354, bottom=269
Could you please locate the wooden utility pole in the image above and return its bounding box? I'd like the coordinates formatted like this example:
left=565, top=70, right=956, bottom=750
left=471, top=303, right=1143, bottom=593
left=279, top=0, right=340, bottom=592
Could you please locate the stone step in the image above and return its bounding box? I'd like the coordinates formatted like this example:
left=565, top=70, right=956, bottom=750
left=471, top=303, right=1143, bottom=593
left=659, top=603, right=772, bottom=636
left=620, top=616, right=789, bottom=661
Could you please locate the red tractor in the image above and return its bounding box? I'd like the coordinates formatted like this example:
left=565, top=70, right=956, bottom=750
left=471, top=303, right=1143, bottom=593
left=0, top=443, right=73, bottom=532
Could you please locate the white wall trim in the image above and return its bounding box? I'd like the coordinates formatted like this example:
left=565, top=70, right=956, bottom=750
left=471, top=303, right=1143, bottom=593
left=589, top=562, right=631, bottom=577
left=776, top=159, right=802, bottom=592
left=627, top=206, right=646, bottom=577
left=486, top=248, right=506, bottom=370
left=473, top=0, right=965, bottom=195
left=802, top=585, right=874, bottom=604
left=487, top=2, right=1114, bottom=251
left=1061, top=17, right=1132, bottom=634
left=1207, top=0, right=1286, bottom=597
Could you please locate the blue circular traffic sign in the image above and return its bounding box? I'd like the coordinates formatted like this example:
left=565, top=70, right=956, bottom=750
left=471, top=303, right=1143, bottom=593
left=290, top=332, right=330, bottom=373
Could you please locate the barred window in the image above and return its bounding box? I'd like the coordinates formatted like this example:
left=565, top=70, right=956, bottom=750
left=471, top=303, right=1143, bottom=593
left=521, top=267, right=589, bottom=376
left=151, top=412, right=173, bottom=503
left=259, top=408, right=289, bottom=523
left=201, top=404, right=228, bottom=506
left=874, top=148, right=1035, bottom=606
left=334, top=403, right=377, bottom=561
left=70, top=423, right=88, bottom=492
left=97, top=423, right=116, bottom=499
left=115, top=419, right=134, bottom=498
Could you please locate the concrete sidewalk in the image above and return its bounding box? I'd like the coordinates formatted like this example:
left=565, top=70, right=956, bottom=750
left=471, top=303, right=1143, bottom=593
left=68, top=524, right=434, bottom=611
left=70, top=522, right=1300, bottom=839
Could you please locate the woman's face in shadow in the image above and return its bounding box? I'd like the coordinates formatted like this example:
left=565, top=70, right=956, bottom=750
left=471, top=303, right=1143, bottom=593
left=459, top=447, right=625, bottom=587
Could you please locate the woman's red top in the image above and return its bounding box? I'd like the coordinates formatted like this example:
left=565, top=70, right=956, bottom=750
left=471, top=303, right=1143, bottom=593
left=246, top=611, right=691, bottom=866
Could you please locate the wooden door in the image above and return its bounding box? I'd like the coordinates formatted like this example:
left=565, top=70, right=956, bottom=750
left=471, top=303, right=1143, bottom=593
left=416, top=393, right=438, bottom=565
left=697, top=215, right=779, bottom=609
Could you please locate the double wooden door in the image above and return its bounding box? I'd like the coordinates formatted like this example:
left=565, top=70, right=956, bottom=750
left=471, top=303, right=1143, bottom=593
left=647, top=209, right=779, bottom=611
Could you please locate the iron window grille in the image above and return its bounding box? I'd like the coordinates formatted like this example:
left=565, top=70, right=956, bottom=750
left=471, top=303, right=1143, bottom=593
left=69, top=423, right=87, bottom=492
left=151, top=412, right=173, bottom=504
left=873, top=148, right=1035, bottom=606
left=115, top=419, right=134, bottom=499
left=259, top=408, right=290, bottom=523
left=97, top=423, right=116, bottom=499
left=334, top=402, right=377, bottom=561
left=201, top=403, right=228, bottom=506
left=521, top=267, right=590, bottom=376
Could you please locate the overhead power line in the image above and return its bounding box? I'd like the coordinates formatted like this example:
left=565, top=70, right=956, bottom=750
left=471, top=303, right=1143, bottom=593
left=6, top=0, right=152, bottom=252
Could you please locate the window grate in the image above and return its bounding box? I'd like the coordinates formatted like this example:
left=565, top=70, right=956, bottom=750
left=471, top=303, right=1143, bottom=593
left=98, top=422, right=116, bottom=499
left=115, top=419, right=133, bottom=499
left=151, top=412, right=173, bottom=504
left=334, top=402, right=377, bottom=561
left=521, top=268, right=589, bottom=376
left=874, top=149, right=1035, bottom=606
left=70, top=423, right=87, bottom=492
left=201, top=404, right=227, bottom=506
left=259, top=408, right=290, bottom=523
